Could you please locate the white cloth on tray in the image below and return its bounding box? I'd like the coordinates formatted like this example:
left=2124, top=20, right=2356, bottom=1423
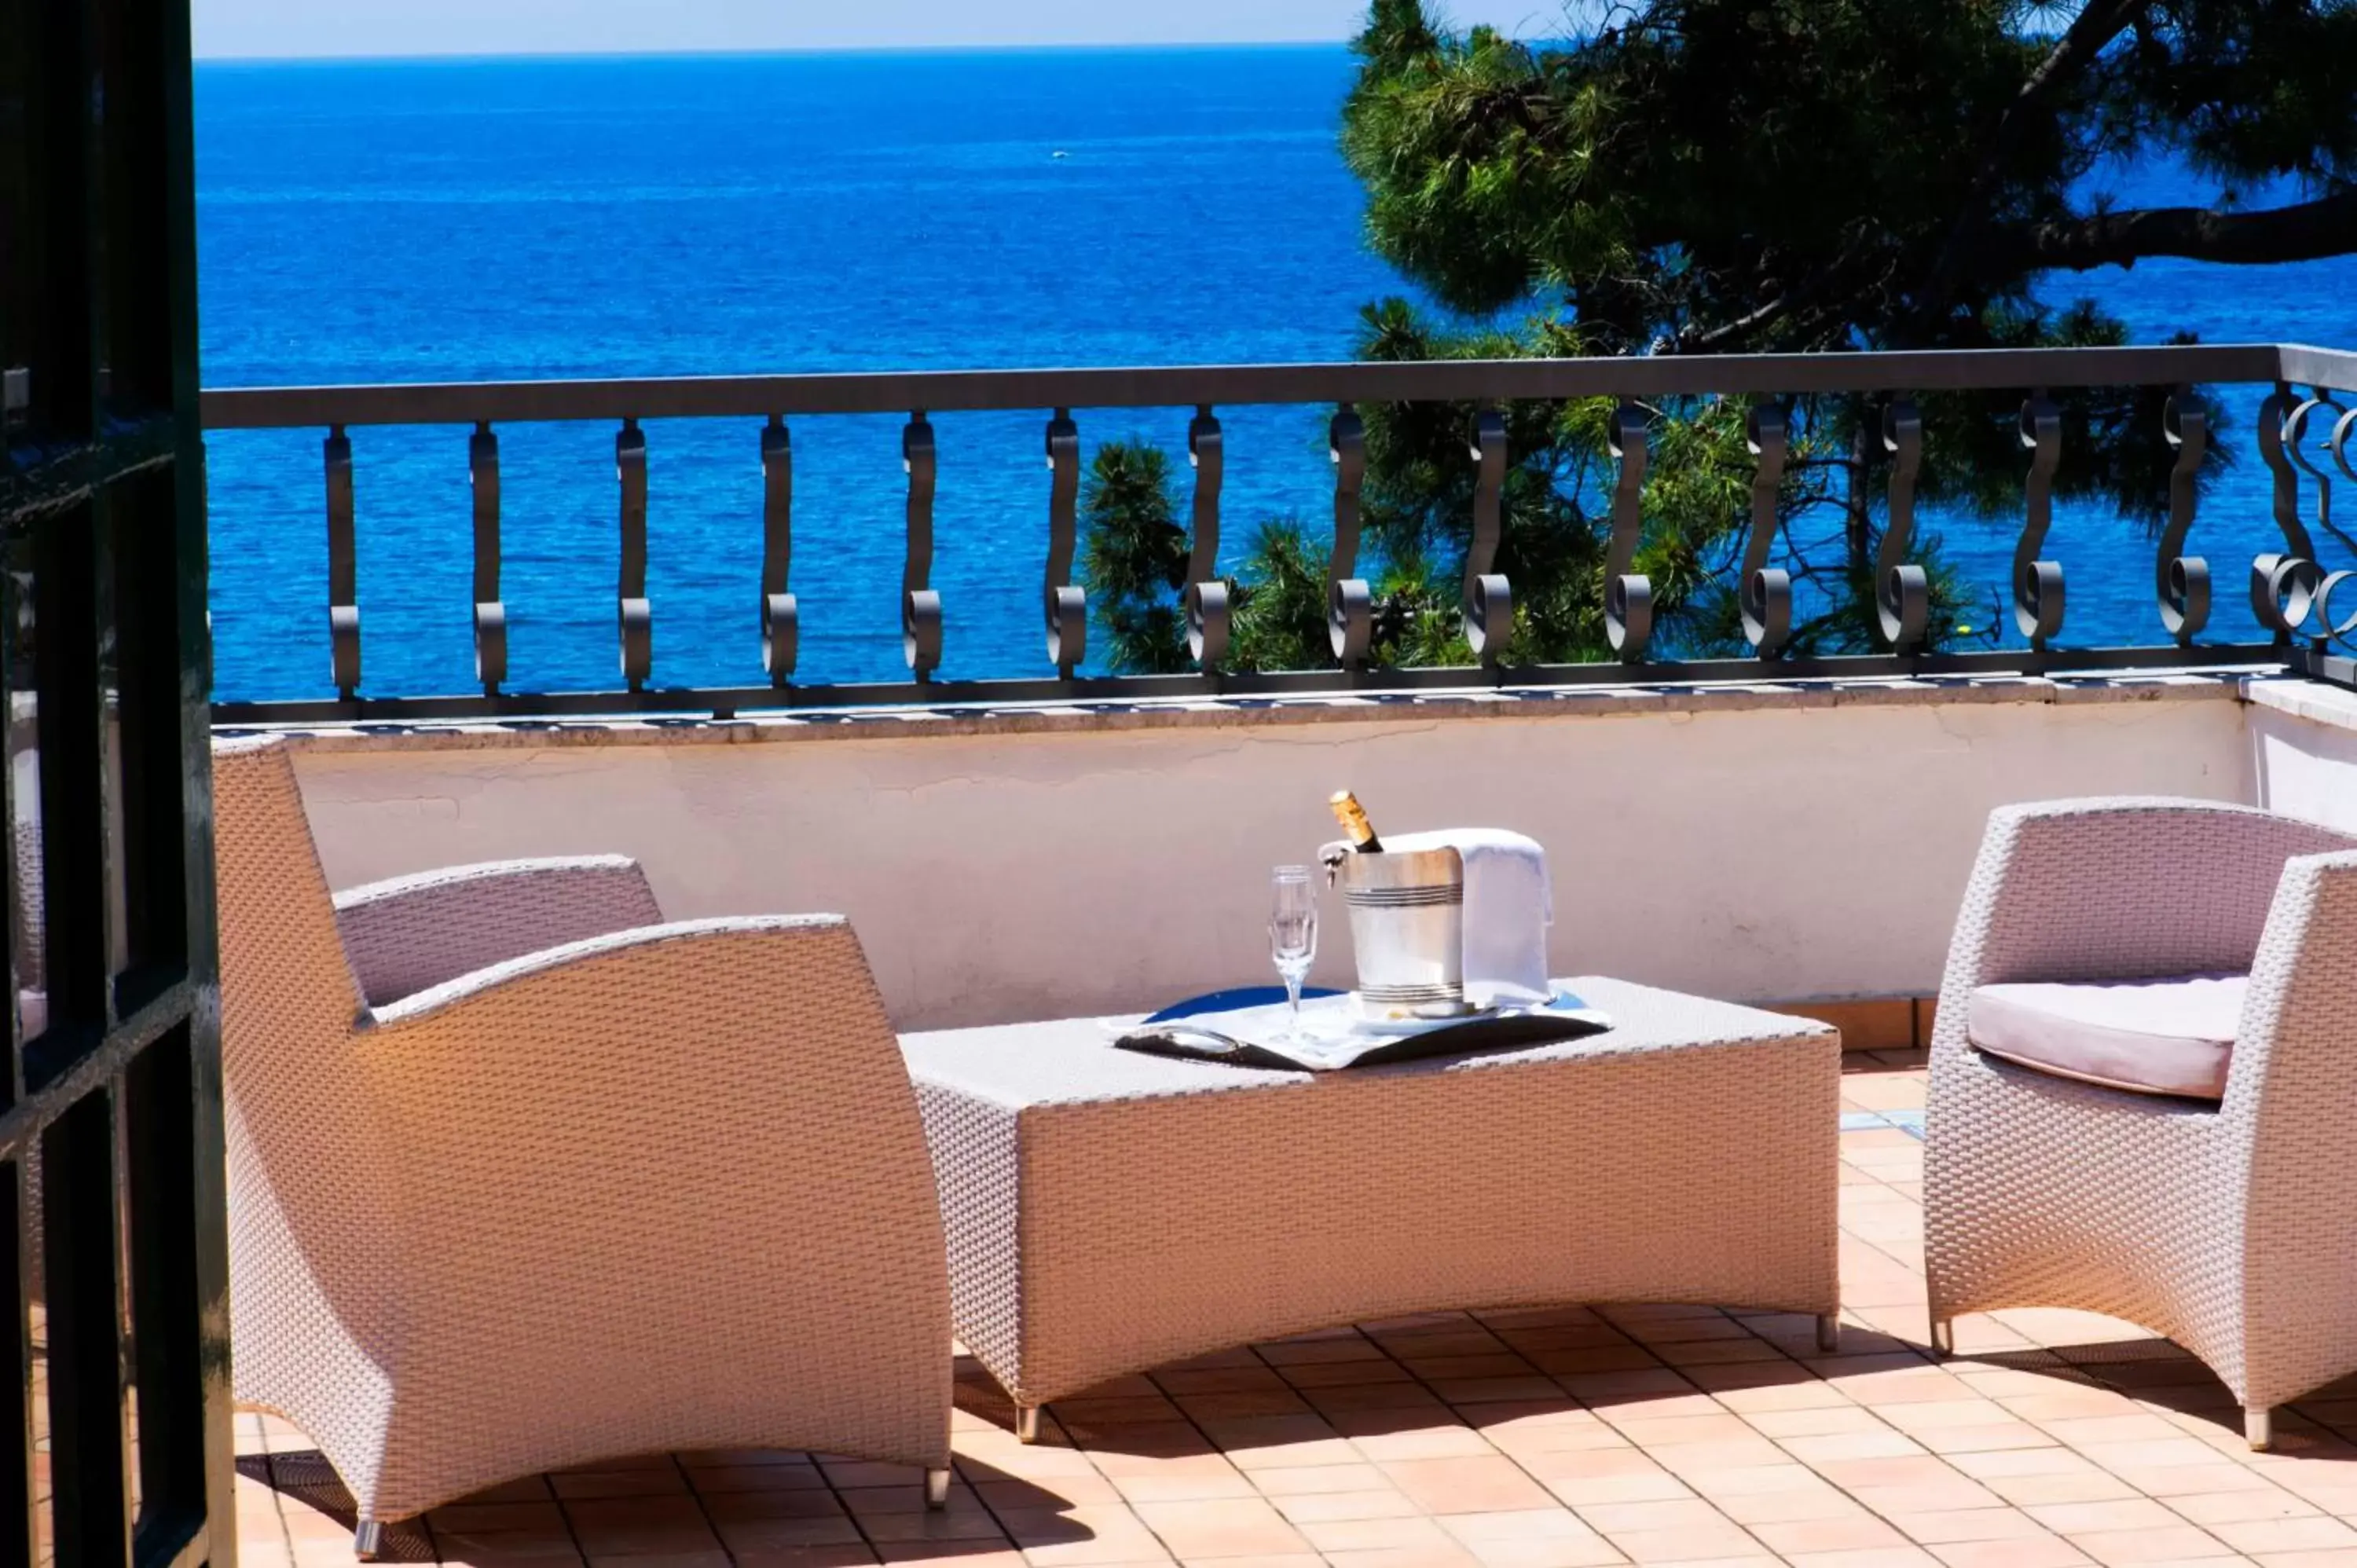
left=1378, top=827, right=1553, bottom=1008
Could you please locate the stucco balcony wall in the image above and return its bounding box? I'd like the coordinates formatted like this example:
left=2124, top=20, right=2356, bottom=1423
left=244, top=670, right=2357, bottom=1033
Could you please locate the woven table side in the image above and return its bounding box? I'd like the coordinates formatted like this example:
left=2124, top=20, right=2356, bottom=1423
left=915, top=1080, right=1025, bottom=1397
left=333, top=855, right=663, bottom=1005
left=2234, top=850, right=2357, bottom=1412
left=1011, top=1029, right=1838, bottom=1406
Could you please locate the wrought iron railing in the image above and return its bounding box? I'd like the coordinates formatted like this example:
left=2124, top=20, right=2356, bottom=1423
left=200, top=342, right=2357, bottom=724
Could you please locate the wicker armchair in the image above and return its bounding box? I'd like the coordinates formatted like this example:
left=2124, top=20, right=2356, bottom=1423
left=1924, top=797, right=2357, bottom=1449
left=214, top=736, right=952, bottom=1551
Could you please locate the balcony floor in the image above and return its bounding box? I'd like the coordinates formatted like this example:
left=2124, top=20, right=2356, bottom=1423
left=234, top=1053, right=2357, bottom=1568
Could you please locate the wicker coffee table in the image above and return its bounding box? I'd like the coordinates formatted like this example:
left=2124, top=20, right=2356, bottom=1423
left=901, top=975, right=1840, bottom=1439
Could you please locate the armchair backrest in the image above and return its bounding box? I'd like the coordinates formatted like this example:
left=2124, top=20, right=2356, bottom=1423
left=211, top=737, right=401, bottom=1401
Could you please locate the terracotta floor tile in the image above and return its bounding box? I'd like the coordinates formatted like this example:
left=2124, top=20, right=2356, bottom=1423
left=1644, top=1438, right=1798, bottom=1477
left=1127, top=1497, right=1311, bottom=1559
left=999, top=1505, right=1172, bottom=1566
left=1749, top=1514, right=1914, bottom=1552
left=974, top=1477, right=1127, bottom=1510
left=1584, top=1523, right=1763, bottom=1564
left=1168, top=1556, right=1323, bottom=1568
left=1780, top=1431, right=1934, bottom=1465
left=1296, top=1516, right=1461, bottom=1553
left=430, top=1504, right=571, bottom=1533
left=430, top=1530, right=587, bottom=1566
left=2205, top=1518, right=2357, bottom=1553
left=2165, top=1491, right=2324, bottom=1526
left=1380, top=1459, right=1560, bottom=1516
left=1926, top=1544, right=2093, bottom=1568
left=1350, top=1427, right=1502, bottom=1463
left=1604, top=1416, right=1758, bottom=1449
left=2058, top=1526, right=2238, bottom=1566
left=2025, top=1500, right=2187, bottom=1534
left=1247, top=1462, right=1388, bottom=1496
left=1776, top=1548, right=1942, bottom=1567
left=2127, top=1467, right=2283, bottom=1500
left=1449, top=1538, right=1625, bottom=1568
left=1890, top=1508, right=2055, bottom=1544
left=1844, top=1480, right=2008, bottom=1516
left=1981, top=1467, right=2149, bottom=1505
left=1912, top=1422, right=2059, bottom=1456
left=689, top=1464, right=830, bottom=1494
left=1742, top=1406, right=1891, bottom=1440
left=1267, top=1490, right=1423, bottom=1525
left=698, top=1489, right=852, bottom=1522
left=1572, top=1498, right=1739, bottom=1535
left=1110, top=1471, right=1259, bottom=1506
left=1314, top=1546, right=1479, bottom=1568
left=853, top=1504, right=1011, bottom=1545
left=713, top=1518, right=867, bottom=1553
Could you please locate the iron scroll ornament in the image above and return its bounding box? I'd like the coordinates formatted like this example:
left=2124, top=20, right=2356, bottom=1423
left=1739, top=402, right=1791, bottom=658
left=902, top=413, right=941, bottom=678
left=1604, top=401, right=1650, bottom=661
left=2284, top=391, right=2348, bottom=576
left=470, top=422, right=507, bottom=692
left=1877, top=399, right=1928, bottom=652
left=1186, top=407, right=1230, bottom=670
left=2013, top=393, right=2064, bottom=650
left=2305, top=401, right=2357, bottom=657
left=1327, top=408, right=1370, bottom=666
left=2253, top=383, right=2322, bottom=640
left=2157, top=394, right=2209, bottom=647
left=1463, top=406, right=1512, bottom=662
left=761, top=416, right=797, bottom=681
left=1044, top=409, right=1087, bottom=675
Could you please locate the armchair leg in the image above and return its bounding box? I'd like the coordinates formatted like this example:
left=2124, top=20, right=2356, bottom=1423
left=354, top=1522, right=384, bottom=1562
left=926, top=1468, right=951, bottom=1510
left=2246, top=1406, right=2273, bottom=1452
left=1929, top=1317, right=1955, bottom=1359
left=1014, top=1402, right=1040, bottom=1444
left=1816, top=1313, right=1840, bottom=1354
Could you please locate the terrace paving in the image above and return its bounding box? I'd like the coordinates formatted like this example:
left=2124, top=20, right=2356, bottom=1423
left=233, top=1052, right=2357, bottom=1568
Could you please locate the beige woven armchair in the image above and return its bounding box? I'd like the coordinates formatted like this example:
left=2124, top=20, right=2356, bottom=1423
left=214, top=736, right=952, bottom=1552
left=1924, top=797, right=2357, bottom=1449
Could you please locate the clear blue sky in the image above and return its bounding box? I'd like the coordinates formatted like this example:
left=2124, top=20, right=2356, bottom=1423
left=192, top=0, right=1559, bottom=58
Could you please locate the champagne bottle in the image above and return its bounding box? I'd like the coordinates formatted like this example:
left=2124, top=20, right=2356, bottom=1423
left=1328, top=789, right=1384, bottom=854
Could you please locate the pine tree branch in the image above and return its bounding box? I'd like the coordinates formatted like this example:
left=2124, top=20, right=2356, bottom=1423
left=1980, top=187, right=2357, bottom=270
left=1912, top=0, right=2154, bottom=327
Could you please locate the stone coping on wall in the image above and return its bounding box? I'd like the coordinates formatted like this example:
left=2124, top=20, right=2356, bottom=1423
left=2243, top=672, right=2357, bottom=735
left=212, top=665, right=2282, bottom=754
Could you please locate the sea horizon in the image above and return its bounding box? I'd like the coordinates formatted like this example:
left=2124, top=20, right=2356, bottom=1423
left=196, top=45, right=2357, bottom=703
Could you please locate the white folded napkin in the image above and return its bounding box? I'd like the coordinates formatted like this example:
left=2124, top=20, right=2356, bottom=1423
left=1378, top=828, right=1553, bottom=1008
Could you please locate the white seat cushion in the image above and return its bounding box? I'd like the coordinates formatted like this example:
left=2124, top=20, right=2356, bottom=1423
left=1967, top=973, right=2245, bottom=1101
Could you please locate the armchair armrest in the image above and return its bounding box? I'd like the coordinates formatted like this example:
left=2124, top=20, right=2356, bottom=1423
left=1931, top=800, right=2357, bottom=1061
left=333, top=855, right=663, bottom=1006
left=357, top=914, right=953, bottom=1474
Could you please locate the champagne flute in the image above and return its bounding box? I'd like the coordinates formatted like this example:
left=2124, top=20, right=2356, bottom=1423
left=1270, top=865, right=1318, bottom=1041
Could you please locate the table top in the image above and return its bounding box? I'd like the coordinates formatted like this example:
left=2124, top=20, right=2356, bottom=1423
left=900, top=976, right=1837, bottom=1111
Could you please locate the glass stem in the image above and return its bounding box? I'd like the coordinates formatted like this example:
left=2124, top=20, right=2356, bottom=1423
left=1285, top=973, right=1303, bottom=1035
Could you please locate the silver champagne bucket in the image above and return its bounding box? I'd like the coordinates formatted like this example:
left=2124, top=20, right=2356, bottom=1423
left=1328, top=846, right=1466, bottom=1011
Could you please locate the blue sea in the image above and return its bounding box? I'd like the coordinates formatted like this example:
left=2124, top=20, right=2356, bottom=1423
left=196, top=48, right=2357, bottom=702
